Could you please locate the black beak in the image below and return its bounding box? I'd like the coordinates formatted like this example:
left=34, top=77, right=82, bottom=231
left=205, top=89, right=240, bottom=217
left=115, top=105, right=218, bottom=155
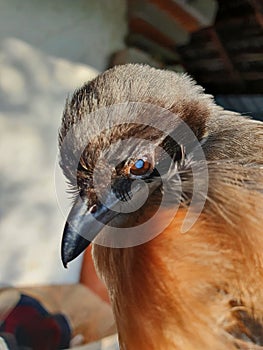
left=61, top=176, right=162, bottom=268
left=61, top=194, right=118, bottom=268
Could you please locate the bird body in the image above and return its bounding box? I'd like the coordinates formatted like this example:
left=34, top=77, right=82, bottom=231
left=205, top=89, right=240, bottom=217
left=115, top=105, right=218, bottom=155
left=60, top=64, right=263, bottom=349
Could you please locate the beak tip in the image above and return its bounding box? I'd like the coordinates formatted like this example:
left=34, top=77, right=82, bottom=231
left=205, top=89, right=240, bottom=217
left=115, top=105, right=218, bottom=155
left=61, top=253, right=68, bottom=269
left=61, top=221, right=92, bottom=268
left=61, top=243, right=70, bottom=269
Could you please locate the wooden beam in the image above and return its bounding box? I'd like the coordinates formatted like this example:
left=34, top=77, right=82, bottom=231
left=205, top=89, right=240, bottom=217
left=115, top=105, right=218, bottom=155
left=126, top=33, right=180, bottom=62
left=241, top=72, right=263, bottom=80
left=129, top=17, right=177, bottom=50
left=128, top=0, right=189, bottom=45
left=250, top=0, right=263, bottom=27
left=207, top=28, right=244, bottom=85
left=146, top=0, right=203, bottom=32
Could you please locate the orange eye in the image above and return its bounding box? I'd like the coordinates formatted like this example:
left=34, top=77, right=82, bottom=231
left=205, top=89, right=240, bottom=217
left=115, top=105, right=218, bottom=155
left=130, top=158, right=151, bottom=176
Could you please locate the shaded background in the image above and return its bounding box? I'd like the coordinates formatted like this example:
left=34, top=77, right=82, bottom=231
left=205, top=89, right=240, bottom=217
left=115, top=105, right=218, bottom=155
left=0, top=0, right=262, bottom=287
left=0, top=0, right=127, bottom=285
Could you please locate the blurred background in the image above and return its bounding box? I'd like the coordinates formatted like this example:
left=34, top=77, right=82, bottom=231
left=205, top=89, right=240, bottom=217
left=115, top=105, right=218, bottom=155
left=0, top=0, right=263, bottom=348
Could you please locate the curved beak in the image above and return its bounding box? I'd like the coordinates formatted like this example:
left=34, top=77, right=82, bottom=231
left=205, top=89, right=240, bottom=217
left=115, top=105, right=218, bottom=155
left=61, top=195, right=118, bottom=268
left=61, top=177, right=162, bottom=268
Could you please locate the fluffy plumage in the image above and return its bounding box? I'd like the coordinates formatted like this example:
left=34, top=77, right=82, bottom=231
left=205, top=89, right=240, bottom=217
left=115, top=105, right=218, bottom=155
left=60, top=64, right=263, bottom=349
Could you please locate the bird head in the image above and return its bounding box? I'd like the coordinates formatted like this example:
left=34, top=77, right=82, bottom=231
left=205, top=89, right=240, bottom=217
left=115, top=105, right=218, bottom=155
left=59, top=64, right=216, bottom=267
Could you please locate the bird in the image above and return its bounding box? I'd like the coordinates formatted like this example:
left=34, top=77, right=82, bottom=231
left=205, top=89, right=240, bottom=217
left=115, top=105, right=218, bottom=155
left=59, top=64, right=263, bottom=350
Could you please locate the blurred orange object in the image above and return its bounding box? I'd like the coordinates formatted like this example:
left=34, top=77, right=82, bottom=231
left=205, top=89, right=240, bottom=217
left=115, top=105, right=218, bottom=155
left=80, top=246, right=110, bottom=304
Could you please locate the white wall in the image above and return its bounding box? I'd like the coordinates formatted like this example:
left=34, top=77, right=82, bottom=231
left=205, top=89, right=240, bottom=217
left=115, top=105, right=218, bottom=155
left=0, top=0, right=127, bottom=286
left=0, top=0, right=126, bottom=70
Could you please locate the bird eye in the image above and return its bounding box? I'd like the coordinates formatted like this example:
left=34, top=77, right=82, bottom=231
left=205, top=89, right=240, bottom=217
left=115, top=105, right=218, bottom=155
left=130, top=158, right=151, bottom=176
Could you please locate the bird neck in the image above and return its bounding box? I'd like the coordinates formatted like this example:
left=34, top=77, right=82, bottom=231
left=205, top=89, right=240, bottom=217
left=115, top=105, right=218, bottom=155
left=94, top=245, right=179, bottom=349
left=92, top=210, right=221, bottom=350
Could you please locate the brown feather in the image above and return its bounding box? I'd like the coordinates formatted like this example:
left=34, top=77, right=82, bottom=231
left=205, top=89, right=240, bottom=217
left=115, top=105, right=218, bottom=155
left=60, top=64, right=263, bottom=349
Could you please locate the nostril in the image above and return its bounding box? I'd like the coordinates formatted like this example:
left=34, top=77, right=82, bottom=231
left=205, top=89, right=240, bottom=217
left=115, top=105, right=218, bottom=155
left=89, top=204, right=97, bottom=214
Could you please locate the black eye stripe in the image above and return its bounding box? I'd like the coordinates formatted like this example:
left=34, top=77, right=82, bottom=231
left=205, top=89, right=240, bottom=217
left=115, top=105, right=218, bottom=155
left=145, top=144, right=185, bottom=181
left=146, top=167, right=160, bottom=180
left=115, top=160, right=126, bottom=173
